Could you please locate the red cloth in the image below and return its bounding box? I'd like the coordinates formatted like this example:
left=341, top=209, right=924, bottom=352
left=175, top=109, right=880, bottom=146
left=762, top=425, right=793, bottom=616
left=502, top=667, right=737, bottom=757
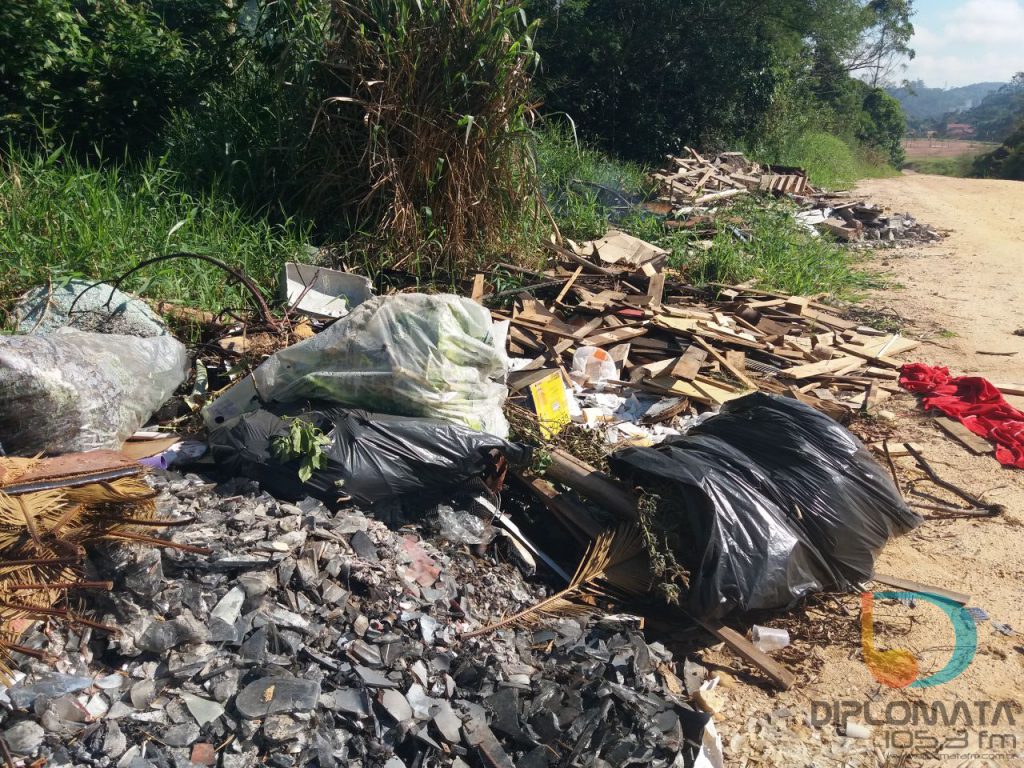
left=900, top=363, right=1024, bottom=469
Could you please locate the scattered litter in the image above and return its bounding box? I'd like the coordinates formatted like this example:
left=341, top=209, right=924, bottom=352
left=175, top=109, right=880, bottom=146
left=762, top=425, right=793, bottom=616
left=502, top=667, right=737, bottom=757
left=652, top=149, right=942, bottom=246
left=843, top=720, right=872, bottom=739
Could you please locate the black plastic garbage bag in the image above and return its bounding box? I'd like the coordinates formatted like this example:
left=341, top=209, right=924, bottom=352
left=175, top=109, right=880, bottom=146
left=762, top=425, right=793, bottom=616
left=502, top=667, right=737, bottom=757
left=209, top=406, right=531, bottom=508
left=691, top=393, right=920, bottom=585
left=609, top=393, right=919, bottom=618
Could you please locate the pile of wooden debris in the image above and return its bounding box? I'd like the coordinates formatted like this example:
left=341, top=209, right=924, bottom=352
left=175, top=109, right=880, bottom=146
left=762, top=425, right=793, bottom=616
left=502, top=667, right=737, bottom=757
left=495, top=229, right=916, bottom=428
left=651, top=149, right=942, bottom=245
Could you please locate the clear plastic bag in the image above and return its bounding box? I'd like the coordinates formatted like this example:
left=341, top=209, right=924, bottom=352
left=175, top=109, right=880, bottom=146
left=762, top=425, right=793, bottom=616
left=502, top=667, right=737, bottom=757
left=572, top=346, right=617, bottom=387
left=205, top=294, right=510, bottom=436
left=0, top=329, right=189, bottom=455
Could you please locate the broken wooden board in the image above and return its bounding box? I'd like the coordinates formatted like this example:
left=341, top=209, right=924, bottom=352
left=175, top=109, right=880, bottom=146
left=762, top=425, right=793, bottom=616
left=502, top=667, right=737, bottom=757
left=873, top=574, right=969, bottom=605
left=584, top=326, right=648, bottom=347
left=933, top=416, right=993, bottom=455
left=671, top=345, right=708, bottom=380
left=573, top=230, right=668, bottom=267
left=780, top=355, right=864, bottom=380
left=697, top=620, right=796, bottom=691
left=648, top=375, right=755, bottom=406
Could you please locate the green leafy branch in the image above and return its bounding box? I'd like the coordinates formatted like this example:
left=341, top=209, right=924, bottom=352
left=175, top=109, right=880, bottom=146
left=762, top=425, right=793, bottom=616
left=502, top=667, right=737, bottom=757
left=271, top=417, right=331, bottom=483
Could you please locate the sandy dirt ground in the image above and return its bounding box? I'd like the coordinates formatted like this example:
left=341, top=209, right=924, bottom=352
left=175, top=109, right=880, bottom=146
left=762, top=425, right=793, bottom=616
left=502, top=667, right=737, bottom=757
left=706, top=173, right=1024, bottom=768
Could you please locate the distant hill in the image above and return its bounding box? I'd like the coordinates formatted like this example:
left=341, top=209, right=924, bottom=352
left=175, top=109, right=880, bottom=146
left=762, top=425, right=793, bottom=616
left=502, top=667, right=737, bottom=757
left=888, top=81, right=1005, bottom=121
left=955, top=77, right=1024, bottom=141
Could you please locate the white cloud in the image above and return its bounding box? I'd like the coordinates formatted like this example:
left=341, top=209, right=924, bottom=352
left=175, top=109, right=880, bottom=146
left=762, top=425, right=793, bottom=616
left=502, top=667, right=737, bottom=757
left=902, top=0, right=1023, bottom=86
left=946, top=0, right=1024, bottom=44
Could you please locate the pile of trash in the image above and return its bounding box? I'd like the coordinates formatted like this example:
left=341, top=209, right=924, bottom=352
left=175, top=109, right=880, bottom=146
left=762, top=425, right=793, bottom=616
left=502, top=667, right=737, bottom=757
left=0, top=473, right=721, bottom=767
left=0, top=244, right=930, bottom=765
left=651, top=149, right=942, bottom=246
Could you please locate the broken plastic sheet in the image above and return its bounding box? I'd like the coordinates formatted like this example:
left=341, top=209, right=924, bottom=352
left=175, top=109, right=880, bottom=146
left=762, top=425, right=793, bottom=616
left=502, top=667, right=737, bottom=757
left=204, top=294, right=510, bottom=437
left=0, top=329, right=188, bottom=455
left=208, top=407, right=531, bottom=508
left=610, top=393, right=920, bottom=618
left=282, top=262, right=373, bottom=320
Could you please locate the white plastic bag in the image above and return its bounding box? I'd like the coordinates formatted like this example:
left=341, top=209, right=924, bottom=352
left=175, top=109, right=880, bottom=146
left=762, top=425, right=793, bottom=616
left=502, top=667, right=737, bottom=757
left=0, top=329, right=189, bottom=455
left=572, top=345, right=617, bottom=387
left=205, top=294, right=509, bottom=436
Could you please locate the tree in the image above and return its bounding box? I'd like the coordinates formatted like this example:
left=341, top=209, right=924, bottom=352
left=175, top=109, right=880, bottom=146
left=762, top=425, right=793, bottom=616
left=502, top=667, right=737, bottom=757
left=845, top=0, right=915, bottom=86
left=857, top=86, right=906, bottom=164
left=526, top=0, right=916, bottom=160
left=0, top=0, right=235, bottom=154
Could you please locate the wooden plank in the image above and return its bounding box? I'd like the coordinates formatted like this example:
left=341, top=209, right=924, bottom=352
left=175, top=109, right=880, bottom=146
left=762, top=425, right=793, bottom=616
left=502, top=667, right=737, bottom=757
left=695, top=188, right=746, bottom=205
left=697, top=620, right=796, bottom=691
left=553, top=265, right=583, bottom=305
left=508, top=316, right=580, bottom=340
left=693, top=337, right=757, bottom=389
left=544, top=448, right=638, bottom=522
left=780, top=355, right=863, bottom=380
left=872, top=574, right=970, bottom=605
left=671, top=345, right=707, bottom=381
left=607, top=343, right=631, bottom=366
left=470, top=273, right=485, bottom=302
left=802, top=308, right=857, bottom=331
left=934, top=416, right=993, bottom=455
left=835, top=343, right=903, bottom=369
left=646, top=272, right=666, bottom=310
left=784, top=296, right=809, bottom=316
left=649, top=376, right=753, bottom=406
left=994, top=383, right=1024, bottom=397
left=869, top=441, right=922, bottom=458
left=571, top=316, right=605, bottom=340
left=514, top=472, right=603, bottom=542
left=584, top=326, right=648, bottom=347
left=630, top=357, right=679, bottom=383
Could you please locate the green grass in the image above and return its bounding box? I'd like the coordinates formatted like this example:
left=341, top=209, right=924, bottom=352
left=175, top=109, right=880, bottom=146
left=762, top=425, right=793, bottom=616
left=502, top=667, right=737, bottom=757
left=0, top=148, right=313, bottom=319
left=901, top=154, right=976, bottom=177
left=759, top=131, right=897, bottom=190
left=534, top=124, right=652, bottom=240
left=672, top=197, right=880, bottom=297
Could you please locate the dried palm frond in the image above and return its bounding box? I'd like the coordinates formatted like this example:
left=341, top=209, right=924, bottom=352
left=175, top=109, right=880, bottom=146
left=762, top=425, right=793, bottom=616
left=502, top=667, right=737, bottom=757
left=0, top=488, right=75, bottom=554
left=466, top=525, right=652, bottom=637
left=0, top=470, right=183, bottom=682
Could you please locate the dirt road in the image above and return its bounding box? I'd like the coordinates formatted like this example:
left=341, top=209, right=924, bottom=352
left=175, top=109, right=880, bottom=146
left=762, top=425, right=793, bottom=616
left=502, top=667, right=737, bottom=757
left=715, top=173, right=1024, bottom=768
left=857, top=173, right=1024, bottom=383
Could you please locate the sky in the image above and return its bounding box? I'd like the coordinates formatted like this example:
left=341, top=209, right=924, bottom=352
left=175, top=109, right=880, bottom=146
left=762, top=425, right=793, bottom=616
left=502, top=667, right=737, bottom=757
left=901, top=0, right=1023, bottom=87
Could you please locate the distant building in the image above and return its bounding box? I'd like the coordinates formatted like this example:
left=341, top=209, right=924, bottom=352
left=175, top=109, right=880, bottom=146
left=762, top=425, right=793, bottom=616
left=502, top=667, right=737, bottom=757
left=946, top=123, right=976, bottom=138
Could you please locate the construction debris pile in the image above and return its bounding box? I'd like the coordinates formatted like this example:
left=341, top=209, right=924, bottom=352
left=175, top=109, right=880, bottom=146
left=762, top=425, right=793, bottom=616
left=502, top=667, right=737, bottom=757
left=0, top=471, right=722, bottom=768
left=507, top=229, right=918, bottom=430
left=0, top=163, right=971, bottom=767
left=651, top=150, right=942, bottom=245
